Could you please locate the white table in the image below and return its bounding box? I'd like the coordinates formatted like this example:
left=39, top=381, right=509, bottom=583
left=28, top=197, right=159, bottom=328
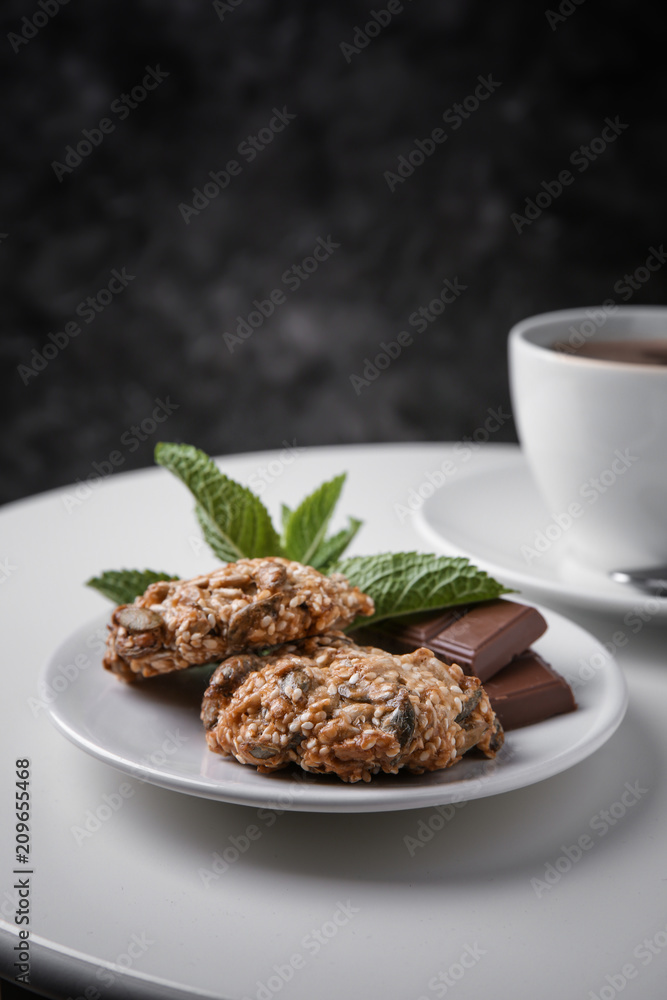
left=1, top=443, right=666, bottom=999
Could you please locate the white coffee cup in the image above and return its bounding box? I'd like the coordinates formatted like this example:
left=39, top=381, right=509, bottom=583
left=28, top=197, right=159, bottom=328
left=508, top=306, right=667, bottom=572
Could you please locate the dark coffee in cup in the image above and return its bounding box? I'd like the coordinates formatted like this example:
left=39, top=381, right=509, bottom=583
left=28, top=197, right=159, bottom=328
left=551, top=339, right=667, bottom=365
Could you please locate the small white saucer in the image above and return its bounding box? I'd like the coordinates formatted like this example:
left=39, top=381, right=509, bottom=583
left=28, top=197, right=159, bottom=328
left=416, top=448, right=667, bottom=620
left=44, top=605, right=626, bottom=813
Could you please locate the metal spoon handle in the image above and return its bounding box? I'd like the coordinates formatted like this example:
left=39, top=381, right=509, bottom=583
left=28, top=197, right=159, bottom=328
left=610, top=568, right=667, bottom=595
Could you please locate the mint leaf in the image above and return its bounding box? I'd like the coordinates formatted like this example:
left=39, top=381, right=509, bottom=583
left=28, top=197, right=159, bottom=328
left=282, top=474, right=348, bottom=566
left=155, top=442, right=282, bottom=561
left=335, top=552, right=514, bottom=628
left=280, top=504, right=292, bottom=534
left=86, top=569, right=179, bottom=605
left=194, top=504, right=237, bottom=563
left=310, top=517, right=363, bottom=571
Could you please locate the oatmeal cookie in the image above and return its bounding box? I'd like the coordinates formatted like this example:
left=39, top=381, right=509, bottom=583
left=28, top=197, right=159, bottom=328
left=202, top=632, right=503, bottom=783
left=103, top=558, right=374, bottom=682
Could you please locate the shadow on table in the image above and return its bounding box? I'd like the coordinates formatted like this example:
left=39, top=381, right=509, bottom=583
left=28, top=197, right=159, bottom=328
left=118, top=702, right=658, bottom=892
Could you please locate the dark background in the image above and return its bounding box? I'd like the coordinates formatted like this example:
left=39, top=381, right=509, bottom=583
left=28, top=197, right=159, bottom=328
left=2, top=0, right=666, bottom=506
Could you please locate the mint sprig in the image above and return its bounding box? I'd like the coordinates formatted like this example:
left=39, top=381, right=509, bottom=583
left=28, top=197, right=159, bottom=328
left=307, top=517, right=362, bottom=572
left=281, top=474, right=347, bottom=567
left=86, top=569, right=179, bottom=605
left=335, top=552, right=514, bottom=628
left=155, top=443, right=362, bottom=569
left=155, top=442, right=282, bottom=561
left=280, top=503, right=292, bottom=535
left=87, top=447, right=512, bottom=624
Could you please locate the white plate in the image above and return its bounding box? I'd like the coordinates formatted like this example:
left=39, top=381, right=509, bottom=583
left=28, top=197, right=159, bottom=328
left=44, top=606, right=627, bottom=813
left=416, top=450, right=667, bottom=619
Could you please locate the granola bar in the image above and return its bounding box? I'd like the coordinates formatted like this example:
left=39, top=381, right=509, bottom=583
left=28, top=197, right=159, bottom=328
left=201, top=633, right=503, bottom=783
left=103, top=558, right=374, bottom=682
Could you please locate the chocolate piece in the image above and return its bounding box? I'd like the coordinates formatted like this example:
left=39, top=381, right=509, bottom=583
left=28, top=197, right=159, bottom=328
left=354, top=600, right=547, bottom=682
left=483, top=650, right=576, bottom=730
